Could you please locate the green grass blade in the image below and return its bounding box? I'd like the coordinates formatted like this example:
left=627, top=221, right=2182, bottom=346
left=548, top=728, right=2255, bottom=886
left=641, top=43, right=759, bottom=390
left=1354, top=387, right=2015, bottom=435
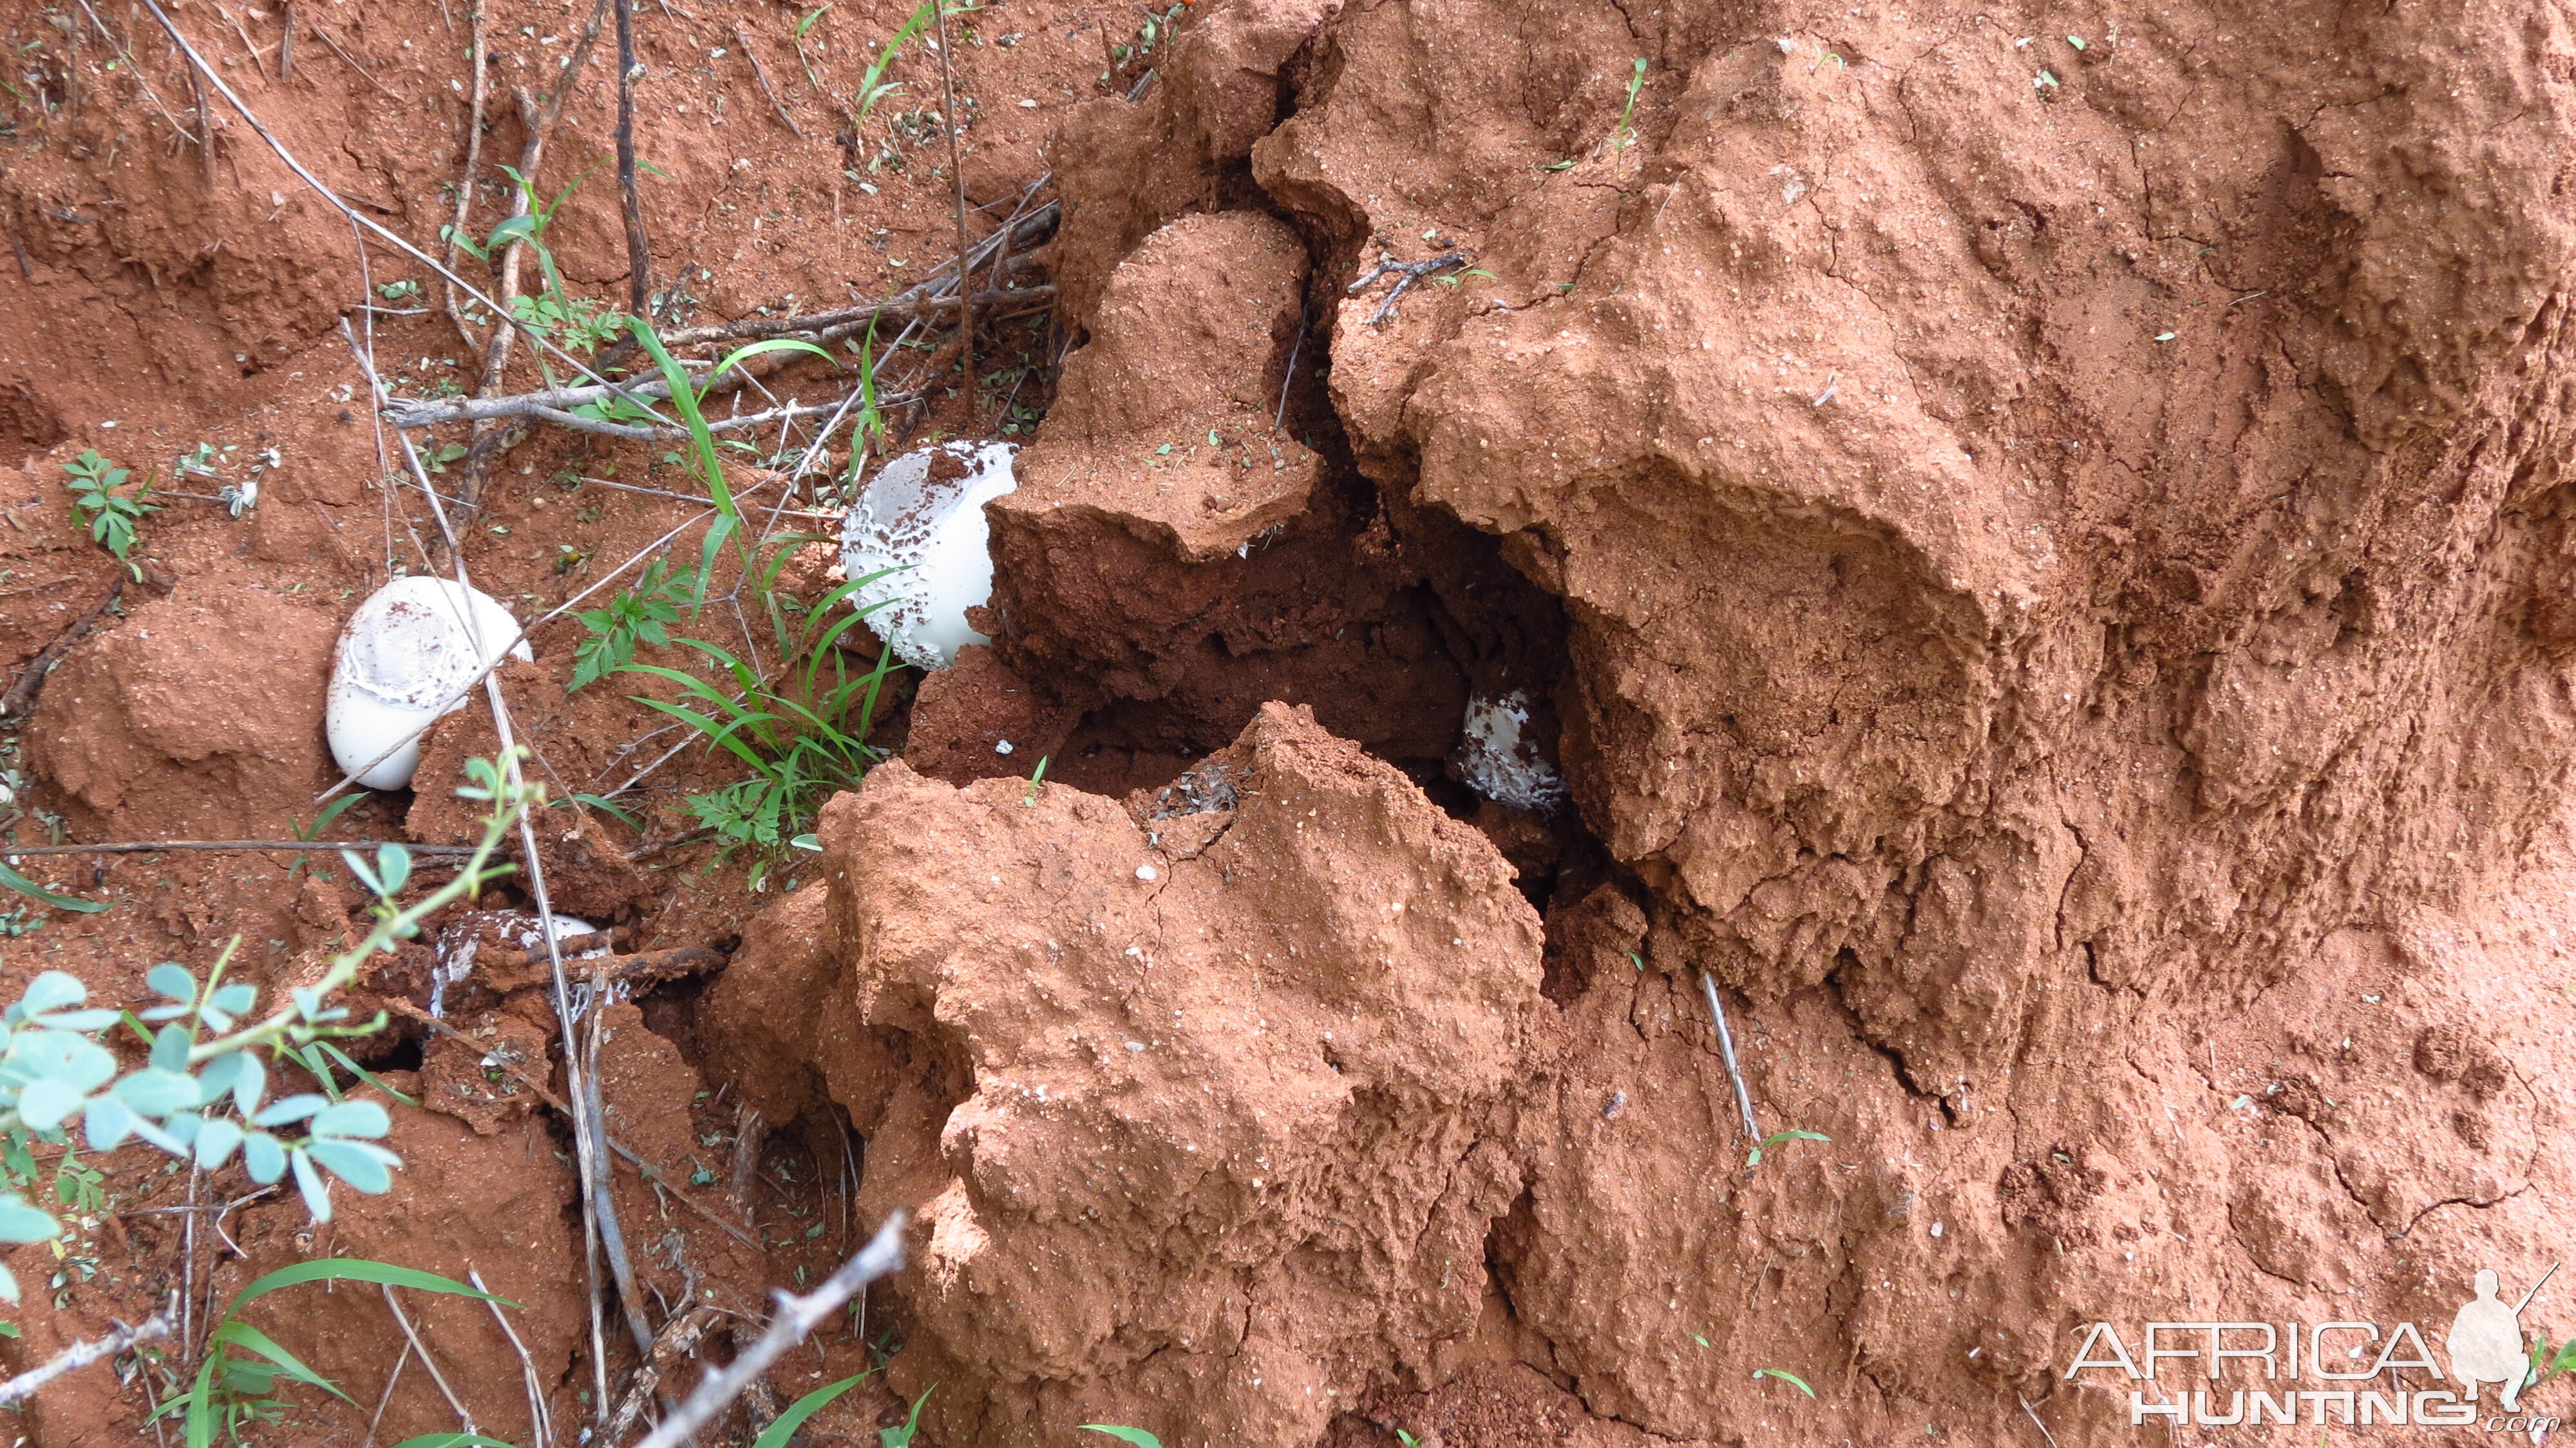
left=209, top=1320, right=351, bottom=1402
left=228, top=1259, right=512, bottom=1313
left=0, top=859, right=108, bottom=913
left=755, top=1371, right=875, bottom=1448
left=1081, top=1429, right=1164, bottom=1447
left=1754, top=1367, right=1816, bottom=1398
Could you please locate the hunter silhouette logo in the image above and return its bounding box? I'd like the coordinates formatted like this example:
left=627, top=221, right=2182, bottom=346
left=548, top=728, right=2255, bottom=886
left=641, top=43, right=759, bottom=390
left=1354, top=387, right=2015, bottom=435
left=2063, top=1262, right=2561, bottom=1431
left=2448, top=1267, right=2538, bottom=1413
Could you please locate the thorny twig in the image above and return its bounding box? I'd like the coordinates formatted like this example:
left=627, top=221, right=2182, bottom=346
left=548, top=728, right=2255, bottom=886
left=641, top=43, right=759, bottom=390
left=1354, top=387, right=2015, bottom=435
left=0, top=1300, right=175, bottom=1405
left=628, top=1212, right=908, bottom=1448
left=1347, top=249, right=1468, bottom=325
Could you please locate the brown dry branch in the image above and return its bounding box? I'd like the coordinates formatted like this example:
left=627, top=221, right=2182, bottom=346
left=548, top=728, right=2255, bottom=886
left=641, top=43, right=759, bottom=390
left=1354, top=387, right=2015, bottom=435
left=72, top=0, right=198, bottom=145
left=303, top=22, right=400, bottom=101
left=589, top=197, right=1056, bottom=372
left=0, top=1300, right=176, bottom=1405
left=383, top=283, right=1048, bottom=435
left=733, top=23, right=802, bottom=137
left=931, top=0, right=976, bottom=416
left=625, top=1212, right=907, bottom=1448
left=614, top=0, right=649, bottom=316
left=442, top=1, right=491, bottom=355
left=391, top=1002, right=765, bottom=1254
left=0, top=569, right=124, bottom=718
left=1347, top=248, right=1470, bottom=325
left=462, top=0, right=615, bottom=505
left=147, top=3, right=683, bottom=428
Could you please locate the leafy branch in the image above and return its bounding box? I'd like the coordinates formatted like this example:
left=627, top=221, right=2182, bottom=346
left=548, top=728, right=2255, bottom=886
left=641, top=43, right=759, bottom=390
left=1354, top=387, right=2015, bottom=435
left=0, top=753, right=540, bottom=1300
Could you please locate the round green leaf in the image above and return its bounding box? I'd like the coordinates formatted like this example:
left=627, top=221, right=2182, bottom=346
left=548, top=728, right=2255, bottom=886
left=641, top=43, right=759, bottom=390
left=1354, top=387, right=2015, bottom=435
left=0, top=1194, right=59, bottom=1244
left=311, top=1099, right=390, bottom=1139
left=304, top=1139, right=394, bottom=1195
left=243, top=1129, right=288, bottom=1185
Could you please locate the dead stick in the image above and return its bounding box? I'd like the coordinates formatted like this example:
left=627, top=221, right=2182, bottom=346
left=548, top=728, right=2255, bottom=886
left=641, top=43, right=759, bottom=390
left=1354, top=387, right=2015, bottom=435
left=734, top=22, right=801, bottom=137
left=614, top=0, right=649, bottom=315
left=391, top=1002, right=764, bottom=1253
left=0, top=1300, right=176, bottom=1405
left=305, top=23, right=399, bottom=101
left=1700, top=970, right=1761, bottom=1145
left=930, top=0, right=975, bottom=417
left=628, top=1215, right=908, bottom=1448
left=276, top=0, right=292, bottom=80
left=0, top=571, right=124, bottom=718
left=443, top=1, right=489, bottom=356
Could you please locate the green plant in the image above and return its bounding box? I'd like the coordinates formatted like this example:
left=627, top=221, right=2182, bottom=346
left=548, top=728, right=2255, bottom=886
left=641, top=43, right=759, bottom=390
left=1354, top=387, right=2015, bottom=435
left=2529, top=1331, right=2576, bottom=1393
left=1081, top=1427, right=1162, bottom=1447
left=755, top=1368, right=875, bottom=1448
left=1747, top=1128, right=1830, bottom=1170
left=448, top=160, right=624, bottom=358
left=1616, top=57, right=1647, bottom=157
left=149, top=1257, right=513, bottom=1447
left=1754, top=1367, right=1816, bottom=1398
left=569, top=559, right=699, bottom=691
left=620, top=613, right=898, bottom=877
left=62, top=448, right=157, bottom=564
left=880, top=1384, right=934, bottom=1447
left=855, top=0, right=938, bottom=128
left=626, top=323, right=837, bottom=610
left=0, top=755, right=534, bottom=1300
left=0, top=854, right=106, bottom=913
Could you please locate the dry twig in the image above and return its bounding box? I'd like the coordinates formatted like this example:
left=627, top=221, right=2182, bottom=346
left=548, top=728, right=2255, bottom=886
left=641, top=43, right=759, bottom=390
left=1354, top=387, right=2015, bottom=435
left=0, top=1300, right=175, bottom=1405
left=1698, top=970, right=1761, bottom=1146
left=930, top=0, right=976, bottom=415
left=628, top=1212, right=908, bottom=1448
left=1347, top=249, right=1468, bottom=325
left=615, top=0, right=649, bottom=315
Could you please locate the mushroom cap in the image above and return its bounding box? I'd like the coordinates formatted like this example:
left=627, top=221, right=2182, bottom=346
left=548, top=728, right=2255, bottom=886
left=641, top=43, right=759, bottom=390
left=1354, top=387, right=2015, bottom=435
left=839, top=441, right=1019, bottom=671
left=326, top=576, right=534, bottom=790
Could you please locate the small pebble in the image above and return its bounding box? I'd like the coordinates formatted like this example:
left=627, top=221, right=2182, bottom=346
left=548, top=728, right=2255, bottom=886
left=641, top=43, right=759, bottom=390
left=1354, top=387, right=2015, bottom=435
left=1136, top=864, right=1158, bottom=881
left=996, top=739, right=1015, bottom=755
left=1602, top=1091, right=1627, bottom=1119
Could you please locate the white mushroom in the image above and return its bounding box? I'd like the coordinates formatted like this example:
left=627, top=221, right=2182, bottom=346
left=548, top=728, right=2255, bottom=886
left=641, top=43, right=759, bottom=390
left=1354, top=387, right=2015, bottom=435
left=326, top=576, right=533, bottom=790
left=839, top=441, right=1019, bottom=671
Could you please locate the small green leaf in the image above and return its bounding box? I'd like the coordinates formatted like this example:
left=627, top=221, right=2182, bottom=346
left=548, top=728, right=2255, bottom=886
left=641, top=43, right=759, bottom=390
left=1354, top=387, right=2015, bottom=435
left=1754, top=1367, right=1816, bottom=1398
left=0, top=1195, right=59, bottom=1244
left=1081, top=1429, right=1163, bottom=1447
left=147, top=962, right=197, bottom=1002
left=756, top=1372, right=873, bottom=1448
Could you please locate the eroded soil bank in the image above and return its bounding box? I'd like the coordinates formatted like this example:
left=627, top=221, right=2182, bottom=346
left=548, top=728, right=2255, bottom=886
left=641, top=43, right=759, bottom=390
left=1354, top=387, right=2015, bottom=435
left=2, top=0, right=2573, bottom=1443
